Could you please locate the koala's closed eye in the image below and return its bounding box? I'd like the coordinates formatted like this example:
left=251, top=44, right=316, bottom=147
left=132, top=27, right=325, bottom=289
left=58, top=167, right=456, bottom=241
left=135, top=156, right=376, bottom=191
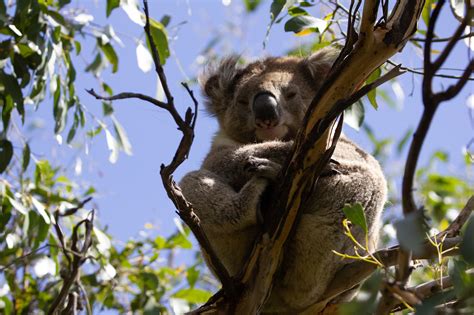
left=284, top=89, right=298, bottom=100
left=237, top=98, right=248, bottom=106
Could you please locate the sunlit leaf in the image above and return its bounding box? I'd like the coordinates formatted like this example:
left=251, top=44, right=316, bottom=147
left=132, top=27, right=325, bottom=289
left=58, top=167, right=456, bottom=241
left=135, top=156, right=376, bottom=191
left=112, top=116, right=132, bottom=155
left=172, top=288, right=212, bottom=303
left=136, top=42, right=153, bottom=73
left=100, top=43, right=119, bottom=73
left=106, top=0, right=120, bottom=17
left=121, top=0, right=145, bottom=26
left=244, top=0, right=262, bottom=12
left=342, top=203, right=368, bottom=233
left=105, top=129, right=120, bottom=164
left=366, top=68, right=381, bottom=109
left=284, top=15, right=327, bottom=34
left=33, top=256, right=56, bottom=277
left=147, top=19, right=170, bottom=65
left=450, top=0, right=474, bottom=26
left=31, top=197, right=51, bottom=224
left=344, top=100, right=365, bottom=130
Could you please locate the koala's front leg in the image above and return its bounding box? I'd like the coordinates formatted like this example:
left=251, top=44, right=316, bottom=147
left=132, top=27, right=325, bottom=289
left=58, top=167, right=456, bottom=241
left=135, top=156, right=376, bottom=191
left=180, top=168, right=278, bottom=233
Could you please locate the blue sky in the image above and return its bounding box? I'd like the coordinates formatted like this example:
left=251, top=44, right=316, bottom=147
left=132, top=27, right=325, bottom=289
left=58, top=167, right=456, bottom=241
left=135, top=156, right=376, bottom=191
left=28, top=0, right=473, bottom=242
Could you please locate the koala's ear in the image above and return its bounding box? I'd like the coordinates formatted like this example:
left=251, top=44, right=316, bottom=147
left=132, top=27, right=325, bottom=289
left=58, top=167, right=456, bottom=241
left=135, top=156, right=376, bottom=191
left=199, top=56, right=242, bottom=115
left=302, top=46, right=340, bottom=79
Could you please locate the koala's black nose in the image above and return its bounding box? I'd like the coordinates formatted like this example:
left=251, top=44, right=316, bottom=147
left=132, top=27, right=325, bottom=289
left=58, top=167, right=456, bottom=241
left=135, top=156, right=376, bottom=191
left=253, top=92, right=280, bottom=128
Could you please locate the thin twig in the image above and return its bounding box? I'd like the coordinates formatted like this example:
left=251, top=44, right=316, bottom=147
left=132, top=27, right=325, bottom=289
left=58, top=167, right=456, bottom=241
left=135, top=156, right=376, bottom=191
left=411, top=31, right=474, bottom=42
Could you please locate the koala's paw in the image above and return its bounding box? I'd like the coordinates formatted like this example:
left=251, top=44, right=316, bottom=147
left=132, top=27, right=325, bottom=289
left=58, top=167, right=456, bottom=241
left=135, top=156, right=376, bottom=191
left=244, top=156, right=282, bottom=180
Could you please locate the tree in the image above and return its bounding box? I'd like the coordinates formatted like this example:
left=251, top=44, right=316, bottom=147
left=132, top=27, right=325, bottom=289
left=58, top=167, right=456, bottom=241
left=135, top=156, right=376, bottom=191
left=0, top=0, right=473, bottom=314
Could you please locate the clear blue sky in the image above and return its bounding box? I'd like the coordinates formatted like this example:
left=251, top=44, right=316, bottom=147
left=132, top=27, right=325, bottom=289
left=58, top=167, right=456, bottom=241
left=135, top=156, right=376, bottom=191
left=29, top=0, right=473, bottom=242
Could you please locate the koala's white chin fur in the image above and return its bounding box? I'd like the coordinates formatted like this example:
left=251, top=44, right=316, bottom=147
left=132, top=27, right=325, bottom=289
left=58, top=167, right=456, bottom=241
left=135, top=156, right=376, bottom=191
left=255, top=125, right=288, bottom=141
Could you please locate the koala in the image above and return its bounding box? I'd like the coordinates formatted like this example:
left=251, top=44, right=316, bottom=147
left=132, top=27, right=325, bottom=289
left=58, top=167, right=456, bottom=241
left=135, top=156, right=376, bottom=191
left=179, top=47, right=387, bottom=314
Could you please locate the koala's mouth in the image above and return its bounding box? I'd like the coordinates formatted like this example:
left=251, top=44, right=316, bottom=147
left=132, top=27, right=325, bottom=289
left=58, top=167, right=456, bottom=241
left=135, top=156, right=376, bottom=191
left=255, top=124, right=289, bottom=141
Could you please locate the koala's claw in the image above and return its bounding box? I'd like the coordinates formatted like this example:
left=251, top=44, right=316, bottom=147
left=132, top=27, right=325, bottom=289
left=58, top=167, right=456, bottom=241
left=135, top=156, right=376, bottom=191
left=244, top=156, right=282, bottom=180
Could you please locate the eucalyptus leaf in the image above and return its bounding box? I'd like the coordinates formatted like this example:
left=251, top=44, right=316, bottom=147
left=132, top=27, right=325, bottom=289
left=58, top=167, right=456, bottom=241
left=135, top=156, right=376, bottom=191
left=147, top=19, right=170, bottom=65
left=22, top=143, right=30, bottom=172
left=100, top=43, right=118, bottom=73
left=0, top=139, right=13, bottom=173
left=284, top=15, right=327, bottom=34
left=344, top=100, right=365, bottom=130
left=460, top=216, right=474, bottom=264
left=106, top=0, right=120, bottom=17
left=342, top=203, right=368, bottom=233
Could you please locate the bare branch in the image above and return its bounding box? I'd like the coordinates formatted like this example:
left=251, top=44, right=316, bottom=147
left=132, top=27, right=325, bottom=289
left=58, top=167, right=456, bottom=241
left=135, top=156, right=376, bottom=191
left=439, top=196, right=474, bottom=238
left=412, top=31, right=474, bottom=42
left=436, top=59, right=474, bottom=102
left=386, top=59, right=474, bottom=80
left=47, top=211, right=95, bottom=315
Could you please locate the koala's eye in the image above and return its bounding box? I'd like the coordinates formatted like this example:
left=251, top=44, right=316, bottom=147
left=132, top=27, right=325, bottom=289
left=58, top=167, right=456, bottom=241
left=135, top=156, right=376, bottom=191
left=237, top=98, right=248, bottom=106
left=285, top=91, right=297, bottom=100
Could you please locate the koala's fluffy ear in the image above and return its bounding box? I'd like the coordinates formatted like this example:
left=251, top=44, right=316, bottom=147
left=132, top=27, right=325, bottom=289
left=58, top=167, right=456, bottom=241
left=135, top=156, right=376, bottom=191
left=302, top=46, right=340, bottom=79
left=199, top=56, right=242, bottom=116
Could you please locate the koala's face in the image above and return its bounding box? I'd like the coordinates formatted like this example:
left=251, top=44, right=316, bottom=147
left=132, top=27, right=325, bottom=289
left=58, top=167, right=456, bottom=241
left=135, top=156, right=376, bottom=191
left=201, top=47, right=338, bottom=143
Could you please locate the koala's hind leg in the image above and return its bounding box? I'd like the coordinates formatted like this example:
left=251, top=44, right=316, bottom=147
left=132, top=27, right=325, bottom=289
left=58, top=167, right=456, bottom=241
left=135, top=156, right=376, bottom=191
left=179, top=169, right=272, bottom=233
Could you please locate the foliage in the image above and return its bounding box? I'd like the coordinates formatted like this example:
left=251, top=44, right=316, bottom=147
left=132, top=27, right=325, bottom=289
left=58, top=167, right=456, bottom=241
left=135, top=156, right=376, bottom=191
left=0, top=0, right=473, bottom=313
left=0, top=0, right=210, bottom=313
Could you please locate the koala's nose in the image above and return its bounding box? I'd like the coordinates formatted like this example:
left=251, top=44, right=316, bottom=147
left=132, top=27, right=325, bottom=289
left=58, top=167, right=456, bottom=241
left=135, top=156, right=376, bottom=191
left=253, top=92, right=280, bottom=129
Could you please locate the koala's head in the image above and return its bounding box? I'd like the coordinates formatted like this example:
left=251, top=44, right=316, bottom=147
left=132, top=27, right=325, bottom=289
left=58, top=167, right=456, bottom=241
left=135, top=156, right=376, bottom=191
left=201, top=47, right=339, bottom=144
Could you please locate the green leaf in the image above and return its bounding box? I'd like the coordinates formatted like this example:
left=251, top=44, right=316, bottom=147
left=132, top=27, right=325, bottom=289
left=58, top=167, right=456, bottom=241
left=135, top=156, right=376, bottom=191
left=460, top=216, right=474, bottom=264
left=186, top=265, right=200, bottom=288
left=100, top=43, right=118, bottom=73
left=112, top=116, right=132, bottom=155
left=395, top=211, right=427, bottom=255
left=147, top=19, right=170, bottom=65
left=22, top=143, right=30, bottom=172
left=8, top=196, right=28, bottom=215
left=1, top=296, right=13, bottom=315
left=74, top=40, right=81, bottom=55
left=288, top=6, right=308, bottom=17
left=422, top=0, right=433, bottom=28
left=366, top=68, right=381, bottom=109
left=396, top=128, right=412, bottom=155
left=160, top=14, right=171, bottom=27
left=102, top=102, right=114, bottom=116
left=106, top=0, right=120, bottom=17
left=284, top=15, right=327, bottom=34
left=172, top=288, right=212, bottom=304
left=85, top=53, right=105, bottom=75
left=263, top=0, right=288, bottom=47
left=2, top=95, right=14, bottom=131
left=244, top=0, right=262, bottom=12
left=344, top=100, right=365, bottom=131
left=447, top=259, right=470, bottom=299
left=0, top=139, right=13, bottom=173
left=342, top=203, right=368, bottom=233
left=52, top=76, right=67, bottom=133
left=58, top=0, right=71, bottom=8
left=0, top=71, right=24, bottom=122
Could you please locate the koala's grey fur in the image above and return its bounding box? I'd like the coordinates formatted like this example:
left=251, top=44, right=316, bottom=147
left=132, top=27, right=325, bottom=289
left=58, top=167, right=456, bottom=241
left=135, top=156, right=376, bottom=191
left=179, top=47, right=387, bottom=313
